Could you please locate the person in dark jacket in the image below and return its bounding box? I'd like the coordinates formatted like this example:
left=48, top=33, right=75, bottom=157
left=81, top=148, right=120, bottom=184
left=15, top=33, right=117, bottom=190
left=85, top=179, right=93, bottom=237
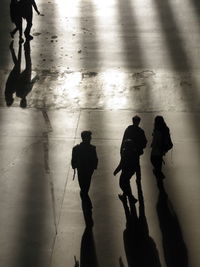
left=10, top=0, right=24, bottom=43
left=114, top=139, right=139, bottom=203
left=71, top=131, right=98, bottom=208
left=121, top=115, right=147, bottom=180
left=20, top=0, right=40, bottom=40
left=151, top=116, right=173, bottom=179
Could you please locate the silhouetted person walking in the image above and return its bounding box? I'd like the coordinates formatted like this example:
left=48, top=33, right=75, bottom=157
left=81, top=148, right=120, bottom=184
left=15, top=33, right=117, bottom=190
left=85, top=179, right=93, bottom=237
left=114, top=139, right=139, bottom=203
left=10, top=0, right=24, bottom=43
left=71, top=131, right=98, bottom=209
left=20, top=0, right=40, bottom=40
left=151, top=116, right=173, bottom=179
left=121, top=115, right=147, bottom=180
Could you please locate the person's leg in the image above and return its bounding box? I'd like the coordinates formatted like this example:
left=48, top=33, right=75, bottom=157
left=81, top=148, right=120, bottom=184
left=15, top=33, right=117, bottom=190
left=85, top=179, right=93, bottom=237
left=17, top=18, right=24, bottom=42
left=78, top=171, right=92, bottom=208
left=24, top=13, right=33, bottom=39
left=119, top=170, right=137, bottom=202
left=151, top=155, right=164, bottom=178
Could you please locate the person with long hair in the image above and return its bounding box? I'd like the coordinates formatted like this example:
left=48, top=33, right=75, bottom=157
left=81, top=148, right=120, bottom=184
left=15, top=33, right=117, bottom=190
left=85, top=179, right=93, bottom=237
left=151, top=116, right=173, bottom=179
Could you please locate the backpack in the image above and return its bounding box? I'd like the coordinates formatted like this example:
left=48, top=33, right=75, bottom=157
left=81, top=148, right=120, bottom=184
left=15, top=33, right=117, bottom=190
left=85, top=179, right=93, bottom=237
left=163, top=131, right=173, bottom=154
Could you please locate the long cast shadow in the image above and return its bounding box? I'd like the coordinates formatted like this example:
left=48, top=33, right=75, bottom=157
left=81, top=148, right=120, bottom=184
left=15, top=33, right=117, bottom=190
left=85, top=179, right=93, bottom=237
left=79, top=0, right=100, bottom=71
left=5, top=40, right=22, bottom=106
left=74, top=200, right=98, bottom=267
left=153, top=0, right=200, bottom=136
left=116, top=0, right=144, bottom=70
left=156, top=178, right=188, bottom=267
left=5, top=40, right=38, bottom=108
left=120, top=179, right=161, bottom=267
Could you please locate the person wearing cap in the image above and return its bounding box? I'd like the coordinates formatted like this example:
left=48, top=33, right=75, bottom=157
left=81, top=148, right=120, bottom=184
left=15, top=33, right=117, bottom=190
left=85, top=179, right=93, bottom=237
left=71, top=131, right=98, bottom=208
left=120, top=115, right=147, bottom=180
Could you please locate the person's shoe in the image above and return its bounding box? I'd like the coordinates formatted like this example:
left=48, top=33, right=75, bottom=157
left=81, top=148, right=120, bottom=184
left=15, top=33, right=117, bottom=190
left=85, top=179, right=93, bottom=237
left=25, top=34, right=33, bottom=40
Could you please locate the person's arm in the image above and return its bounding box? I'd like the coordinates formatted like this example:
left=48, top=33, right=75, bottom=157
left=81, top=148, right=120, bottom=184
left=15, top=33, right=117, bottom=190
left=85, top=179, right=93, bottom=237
left=71, top=147, right=77, bottom=169
left=31, top=0, right=40, bottom=14
left=141, top=130, right=147, bottom=149
left=113, top=160, right=122, bottom=176
left=120, top=128, right=128, bottom=155
left=93, top=147, right=98, bottom=169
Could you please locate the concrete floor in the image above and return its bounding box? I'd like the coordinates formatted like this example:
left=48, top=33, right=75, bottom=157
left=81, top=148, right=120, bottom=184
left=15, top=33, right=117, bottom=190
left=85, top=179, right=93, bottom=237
left=0, top=0, right=200, bottom=266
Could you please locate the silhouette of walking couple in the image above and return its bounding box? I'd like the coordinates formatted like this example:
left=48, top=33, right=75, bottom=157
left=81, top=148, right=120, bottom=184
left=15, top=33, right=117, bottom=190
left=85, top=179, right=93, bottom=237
left=71, top=115, right=173, bottom=217
left=10, top=0, right=40, bottom=42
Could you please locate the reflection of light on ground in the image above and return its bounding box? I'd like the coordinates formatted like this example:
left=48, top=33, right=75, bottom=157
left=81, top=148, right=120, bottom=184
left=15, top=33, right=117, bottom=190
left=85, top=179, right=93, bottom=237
left=55, top=0, right=80, bottom=17
left=101, top=70, right=126, bottom=92
left=56, top=72, right=82, bottom=100
left=100, top=70, right=128, bottom=108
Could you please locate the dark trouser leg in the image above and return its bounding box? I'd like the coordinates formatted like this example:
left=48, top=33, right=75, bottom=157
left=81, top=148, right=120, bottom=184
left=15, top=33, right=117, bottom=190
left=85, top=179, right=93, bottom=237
left=119, top=170, right=135, bottom=198
left=15, top=18, right=23, bottom=38
left=78, top=171, right=93, bottom=208
left=24, top=14, right=33, bottom=37
left=151, top=155, right=163, bottom=177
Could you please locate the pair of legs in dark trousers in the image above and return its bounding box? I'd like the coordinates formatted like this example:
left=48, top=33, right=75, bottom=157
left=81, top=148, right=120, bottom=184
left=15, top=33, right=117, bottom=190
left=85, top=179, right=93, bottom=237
left=10, top=18, right=23, bottom=42
left=119, top=168, right=137, bottom=201
left=77, top=170, right=93, bottom=208
left=23, top=12, right=33, bottom=38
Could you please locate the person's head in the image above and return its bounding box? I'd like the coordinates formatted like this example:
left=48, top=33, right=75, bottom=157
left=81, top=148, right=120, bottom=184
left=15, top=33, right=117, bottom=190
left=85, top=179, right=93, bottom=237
left=81, top=130, right=92, bottom=143
left=154, top=116, right=167, bottom=130
left=132, top=115, right=141, bottom=126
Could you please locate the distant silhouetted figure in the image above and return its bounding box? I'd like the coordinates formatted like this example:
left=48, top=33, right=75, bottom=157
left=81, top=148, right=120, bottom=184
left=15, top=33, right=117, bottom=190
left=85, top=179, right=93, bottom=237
left=151, top=116, right=173, bottom=179
left=5, top=41, right=22, bottom=106
left=16, top=40, right=38, bottom=108
left=71, top=131, right=98, bottom=209
left=20, top=0, right=40, bottom=40
left=10, top=0, right=24, bottom=43
left=114, top=139, right=139, bottom=203
left=121, top=115, right=147, bottom=180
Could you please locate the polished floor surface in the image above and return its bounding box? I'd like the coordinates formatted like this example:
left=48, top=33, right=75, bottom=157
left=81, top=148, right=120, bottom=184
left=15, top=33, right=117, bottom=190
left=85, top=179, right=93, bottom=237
left=0, top=0, right=200, bottom=266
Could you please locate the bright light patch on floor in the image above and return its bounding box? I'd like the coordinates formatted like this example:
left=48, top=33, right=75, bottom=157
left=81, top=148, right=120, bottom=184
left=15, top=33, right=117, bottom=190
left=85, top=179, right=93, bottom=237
left=55, top=0, right=80, bottom=17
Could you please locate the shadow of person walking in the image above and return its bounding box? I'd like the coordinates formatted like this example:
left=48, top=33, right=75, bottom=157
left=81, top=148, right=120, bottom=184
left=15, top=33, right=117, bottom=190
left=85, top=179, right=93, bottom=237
left=16, top=40, right=38, bottom=108
left=119, top=179, right=161, bottom=267
left=5, top=41, right=22, bottom=106
left=74, top=216, right=98, bottom=267
left=156, top=179, right=188, bottom=267
left=5, top=40, right=38, bottom=108
left=81, top=197, right=94, bottom=228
